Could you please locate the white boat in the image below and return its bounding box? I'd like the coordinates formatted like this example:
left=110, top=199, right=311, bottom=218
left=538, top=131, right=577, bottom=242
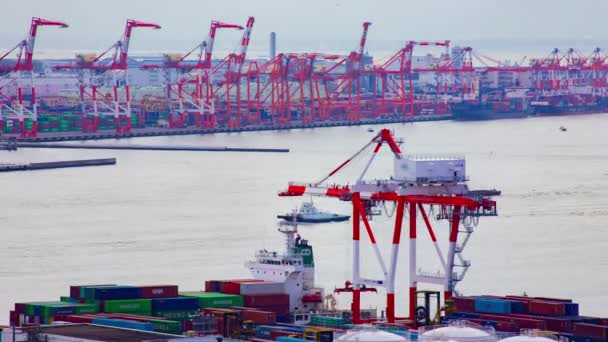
left=277, top=201, right=350, bottom=223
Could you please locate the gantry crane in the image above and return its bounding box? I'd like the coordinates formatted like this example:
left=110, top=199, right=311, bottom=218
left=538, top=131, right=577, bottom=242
left=55, top=19, right=161, bottom=133
left=279, top=128, right=498, bottom=325
left=0, top=17, right=68, bottom=137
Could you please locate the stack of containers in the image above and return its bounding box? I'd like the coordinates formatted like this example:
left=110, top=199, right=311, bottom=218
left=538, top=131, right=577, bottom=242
left=310, top=316, right=347, bottom=328
left=179, top=292, right=244, bottom=310
left=448, top=295, right=607, bottom=341
left=151, top=297, right=199, bottom=322
left=239, top=281, right=290, bottom=318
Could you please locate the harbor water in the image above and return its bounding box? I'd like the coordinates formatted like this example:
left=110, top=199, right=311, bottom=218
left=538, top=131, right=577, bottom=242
left=0, top=114, right=607, bottom=323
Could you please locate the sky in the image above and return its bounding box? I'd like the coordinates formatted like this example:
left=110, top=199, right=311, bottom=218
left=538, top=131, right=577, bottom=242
left=1, top=0, right=608, bottom=60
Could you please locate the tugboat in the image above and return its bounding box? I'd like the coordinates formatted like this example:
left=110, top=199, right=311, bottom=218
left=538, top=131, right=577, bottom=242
left=277, top=201, right=350, bottom=223
left=559, top=126, right=567, bottom=132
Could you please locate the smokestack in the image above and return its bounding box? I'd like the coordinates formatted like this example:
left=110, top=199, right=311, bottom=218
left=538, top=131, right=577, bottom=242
left=270, top=32, right=276, bottom=59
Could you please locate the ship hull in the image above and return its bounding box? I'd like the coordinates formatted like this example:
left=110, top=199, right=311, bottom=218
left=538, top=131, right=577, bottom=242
left=532, top=105, right=606, bottom=116
left=276, top=214, right=350, bottom=223
left=451, top=104, right=530, bottom=121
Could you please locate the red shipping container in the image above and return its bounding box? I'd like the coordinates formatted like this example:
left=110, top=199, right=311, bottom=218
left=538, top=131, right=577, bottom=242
left=242, top=309, right=276, bottom=325
left=259, top=305, right=290, bottom=317
left=573, top=323, right=608, bottom=340
left=495, top=321, right=518, bottom=332
left=528, top=301, right=566, bottom=316
left=9, top=311, right=18, bottom=326
left=222, top=281, right=243, bottom=295
left=70, top=286, right=81, bottom=299
left=478, top=314, right=515, bottom=322
left=14, top=303, right=26, bottom=314
left=139, top=285, right=179, bottom=298
left=183, top=320, right=193, bottom=332
left=244, top=294, right=290, bottom=307
left=453, top=297, right=475, bottom=312
left=55, top=315, right=94, bottom=324
left=533, top=296, right=573, bottom=303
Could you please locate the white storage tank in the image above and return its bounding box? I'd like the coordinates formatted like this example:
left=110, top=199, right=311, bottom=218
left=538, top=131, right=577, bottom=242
left=420, top=321, right=495, bottom=342
left=337, top=328, right=408, bottom=342
left=394, top=155, right=466, bottom=183
left=499, top=331, right=557, bottom=342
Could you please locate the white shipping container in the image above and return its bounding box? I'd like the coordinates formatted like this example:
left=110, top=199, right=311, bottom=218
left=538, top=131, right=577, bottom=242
left=240, top=281, right=286, bottom=295
left=394, top=156, right=466, bottom=183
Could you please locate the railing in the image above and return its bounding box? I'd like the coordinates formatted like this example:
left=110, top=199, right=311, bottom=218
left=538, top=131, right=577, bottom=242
left=404, top=154, right=465, bottom=161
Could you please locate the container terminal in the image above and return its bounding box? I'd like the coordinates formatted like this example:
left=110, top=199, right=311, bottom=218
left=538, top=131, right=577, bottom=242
left=1, top=18, right=608, bottom=141
left=3, top=129, right=607, bottom=341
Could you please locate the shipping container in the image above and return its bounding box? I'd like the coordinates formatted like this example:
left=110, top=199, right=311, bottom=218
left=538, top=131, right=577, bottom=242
left=534, top=297, right=573, bottom=303
left=103, top=299, right=152, bottom=315
left=222, top=282, right=243, bottom=295
left=83, top=285, right=141, bottom=301
left=528, top=300, right=567, bottom=316
left=565, top=303, right=580, bottom=316
left=449, top=312, right=481, bottom=319
left=152, top=310, right=198, bottom=321
left=205, top=281, right=222, bottom=293
left=241, top=309, right=277, bottom=325
left=240, top=282, right=286, bottom=296
left=150, top=319, right=183, bottom=335
left=140, top=285, right=179, bottom=299
left=152, top=297, right=199, bottom=311
left=179, top=292, right=244, bottom=308
left=573, top=323, right=608, bottom=341
left=474, top=299, right=512, bottom=314
left=276, top=335, right=307, bottom=342
left=244, top=294, right=290, bottom=307
left=92, top=318, right=154, bottom=331
left=453, top=297, right=476, bottom=312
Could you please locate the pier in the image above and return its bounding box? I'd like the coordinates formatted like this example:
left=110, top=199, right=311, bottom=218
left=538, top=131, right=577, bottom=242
left=0, top=158, right=116, bottom=172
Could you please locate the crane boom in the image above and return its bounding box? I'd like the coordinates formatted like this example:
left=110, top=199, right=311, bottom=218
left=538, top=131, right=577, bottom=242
left=204, top=21, right=244, bottom=68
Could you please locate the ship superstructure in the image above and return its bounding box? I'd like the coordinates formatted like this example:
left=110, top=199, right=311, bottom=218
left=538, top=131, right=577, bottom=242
left=245, top=221, right=324, bottom=315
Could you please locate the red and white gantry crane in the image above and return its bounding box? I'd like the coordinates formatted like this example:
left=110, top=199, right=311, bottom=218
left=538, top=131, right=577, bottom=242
left=0, top=17, right=68, bottom=137
left=279, top=128, right=498, bottom=325
left=56, top=19, right=161, bottom=133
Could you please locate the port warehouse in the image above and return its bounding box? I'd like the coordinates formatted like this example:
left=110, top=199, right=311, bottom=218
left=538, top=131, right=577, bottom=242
left=1, top=18, right=608, bottom=138
left=3, top=283, right=608, bottom=341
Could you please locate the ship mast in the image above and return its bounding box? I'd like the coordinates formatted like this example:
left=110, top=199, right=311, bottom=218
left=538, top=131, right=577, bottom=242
left=278, top=221, right=298, bottom=256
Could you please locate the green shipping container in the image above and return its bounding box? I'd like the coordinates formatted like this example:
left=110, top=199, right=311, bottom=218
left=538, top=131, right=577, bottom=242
left=152, top=310, right=197, bottom=321
left=150, top=319, right=183, bottom=335
left=103, top=299, right=151, bottom=315
left=74, top=303, right=99, bottom=314
left=179, top=292, right=243, bottom=308
left=60, top=296, right=77, bottom=303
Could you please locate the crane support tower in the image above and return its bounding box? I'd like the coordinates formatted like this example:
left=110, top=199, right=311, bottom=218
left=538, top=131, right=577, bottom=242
left=55, top=19, right=161, bottom=133
left=0, top=17, right=68, bottom=137
left=278, top=128, right=498, bottom=325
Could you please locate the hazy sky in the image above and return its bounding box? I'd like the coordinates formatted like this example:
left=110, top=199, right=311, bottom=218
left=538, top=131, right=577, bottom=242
left=2, top=0, right=608, bottom=59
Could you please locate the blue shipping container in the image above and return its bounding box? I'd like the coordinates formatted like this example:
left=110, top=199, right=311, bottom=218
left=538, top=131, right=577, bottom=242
left=572, top=336, right=604, bottom=342
left=509, top=300, right=528, bottom=314
left=255, top=325, right=304, bottom=339
left=85, top=286, right=141, bottom=301
left=565, top=303, right=580, bottom=316
left=151, top=297, right=199, bottom=311
left=474, top=299, right=512, bottom=314
left=92, top=318, right=154, bottom=331
left=449, top=312, right=481, bottom=319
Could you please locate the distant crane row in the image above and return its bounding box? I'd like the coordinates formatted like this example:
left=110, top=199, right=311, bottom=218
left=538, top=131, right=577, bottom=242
left=2, top=17, right=608, bottom=137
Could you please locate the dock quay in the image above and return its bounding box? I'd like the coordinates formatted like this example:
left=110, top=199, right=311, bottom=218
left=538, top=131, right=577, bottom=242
left=0, top=158, right=116, bottom=172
